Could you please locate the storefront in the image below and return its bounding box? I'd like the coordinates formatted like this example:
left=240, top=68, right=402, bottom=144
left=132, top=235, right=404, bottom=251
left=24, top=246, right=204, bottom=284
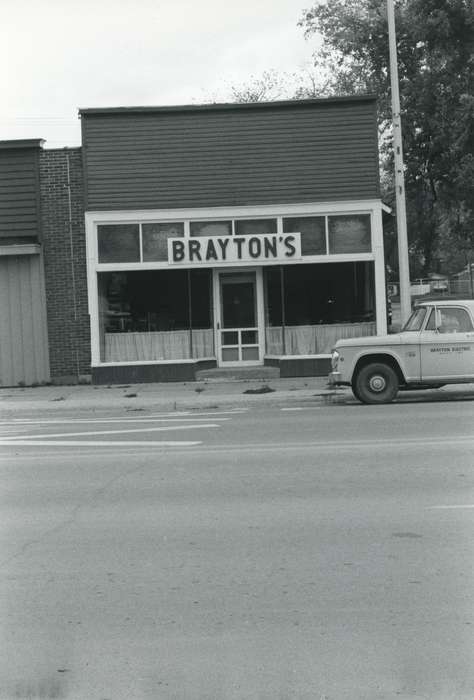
left=81, top=97, right=387, bottom=383
left=86, top=202, right=385, bottom=382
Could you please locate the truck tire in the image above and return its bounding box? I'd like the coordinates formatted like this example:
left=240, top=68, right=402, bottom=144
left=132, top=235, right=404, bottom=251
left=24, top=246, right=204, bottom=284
left=354, top=362, right=399, bottom=404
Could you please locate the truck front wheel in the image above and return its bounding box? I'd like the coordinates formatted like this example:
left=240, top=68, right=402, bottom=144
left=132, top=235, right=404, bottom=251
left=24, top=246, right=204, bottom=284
left=353, top=363, right=399, bottom=404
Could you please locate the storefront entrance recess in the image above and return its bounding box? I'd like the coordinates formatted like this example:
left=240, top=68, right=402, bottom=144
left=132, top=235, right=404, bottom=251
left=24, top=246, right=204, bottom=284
left=214, top=270, right=264, bottom=366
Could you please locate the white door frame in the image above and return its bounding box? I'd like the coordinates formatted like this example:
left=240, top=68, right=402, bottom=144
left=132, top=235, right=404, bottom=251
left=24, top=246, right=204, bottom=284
left=212, top=267, right=265, bottom=367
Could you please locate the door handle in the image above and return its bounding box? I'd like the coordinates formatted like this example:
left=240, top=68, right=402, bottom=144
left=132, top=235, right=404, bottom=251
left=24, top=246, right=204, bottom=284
left=217, top=322, right=220, bottom=330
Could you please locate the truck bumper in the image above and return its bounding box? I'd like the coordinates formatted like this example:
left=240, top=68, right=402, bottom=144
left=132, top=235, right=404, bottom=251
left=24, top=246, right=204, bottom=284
left=328, top=371, right=343, bottom=386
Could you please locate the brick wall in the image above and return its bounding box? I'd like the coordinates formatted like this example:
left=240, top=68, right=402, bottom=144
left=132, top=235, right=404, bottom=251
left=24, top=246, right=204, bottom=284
left=40, top=148, right=91, bottom=381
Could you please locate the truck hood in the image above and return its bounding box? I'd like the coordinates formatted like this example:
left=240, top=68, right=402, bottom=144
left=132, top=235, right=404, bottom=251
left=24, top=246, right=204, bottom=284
left=334, top=332, right=411, bottom=349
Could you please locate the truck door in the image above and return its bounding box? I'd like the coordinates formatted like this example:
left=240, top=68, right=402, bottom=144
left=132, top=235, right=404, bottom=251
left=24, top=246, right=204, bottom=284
left=419, top=306, right=474, bottom=381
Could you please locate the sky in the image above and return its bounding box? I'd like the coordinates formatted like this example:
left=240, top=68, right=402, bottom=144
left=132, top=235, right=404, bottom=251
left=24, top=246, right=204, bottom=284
left=2, top=0, right=316, bottom=148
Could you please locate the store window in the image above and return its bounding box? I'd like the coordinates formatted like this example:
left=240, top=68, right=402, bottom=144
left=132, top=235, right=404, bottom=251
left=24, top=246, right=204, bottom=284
left=98, top=224, right=140, bottom=263
left=264, top=262, right=375, bottom=355
left=190, top=221, right=232, bottom=237
left=235, top=219, right=277, bottom=236
left=328, top=214, right=371, bottom=254
left=142, top=222, right=184, bottom=262
left=98, top=269, right=214, bottom=362
left=283, top=216, right=326, bottom=255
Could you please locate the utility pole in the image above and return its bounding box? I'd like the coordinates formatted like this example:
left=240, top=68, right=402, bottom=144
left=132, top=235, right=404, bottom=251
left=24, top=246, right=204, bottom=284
left=387, top=0, right=411, bottom=324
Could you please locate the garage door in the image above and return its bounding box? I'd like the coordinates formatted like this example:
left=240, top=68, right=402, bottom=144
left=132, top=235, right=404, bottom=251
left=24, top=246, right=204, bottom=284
left=0, top=253, right=50, bottom=386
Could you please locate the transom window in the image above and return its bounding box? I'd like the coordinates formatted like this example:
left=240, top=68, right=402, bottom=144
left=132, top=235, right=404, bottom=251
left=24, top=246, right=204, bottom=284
left=97, top=213, right=372, bottom=264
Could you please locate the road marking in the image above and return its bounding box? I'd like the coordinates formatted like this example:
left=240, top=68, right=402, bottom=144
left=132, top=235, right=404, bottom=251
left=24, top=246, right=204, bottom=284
left=0, top=417, right=231, bottom=426
left=0, top=423, right=219, bottom=441
left=0, top=440, right=202, bottom=447
left=280, top=407, right=321, bottom=411
left=184, top=435, right=474, bottom=453
left=0, top=409, right=247, bottom=426
left=427, top=505, right=474, bottom=510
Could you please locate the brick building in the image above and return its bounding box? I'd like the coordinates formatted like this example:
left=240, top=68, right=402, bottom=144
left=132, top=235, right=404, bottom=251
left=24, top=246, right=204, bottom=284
left=39, top=148, right=90, bottom=382
left=0, top=96, right=388, bottom=387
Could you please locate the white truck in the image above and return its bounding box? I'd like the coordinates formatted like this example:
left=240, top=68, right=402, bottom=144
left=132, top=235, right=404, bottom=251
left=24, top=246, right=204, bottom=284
left=328, top=299, right=474, bottom=404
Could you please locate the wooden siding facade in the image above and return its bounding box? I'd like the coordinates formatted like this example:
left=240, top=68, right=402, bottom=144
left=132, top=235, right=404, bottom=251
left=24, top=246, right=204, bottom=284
left=0, top=140, right=43, bottom=244
left=81, top=97, right=380, bottom=211
left=0, top=253, right=50, bottom=386
left=0, top=140, right=50, bottom=386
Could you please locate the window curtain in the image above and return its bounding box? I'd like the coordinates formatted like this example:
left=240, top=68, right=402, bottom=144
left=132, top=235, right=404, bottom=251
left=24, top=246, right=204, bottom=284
left=266, top=322, right=376, bottom=355
left=104, top=329, right=214, bottom=362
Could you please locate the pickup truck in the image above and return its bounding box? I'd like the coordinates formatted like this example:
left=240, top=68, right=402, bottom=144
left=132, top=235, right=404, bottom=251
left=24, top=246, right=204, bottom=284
left=328, top=299, right=474, bottom=404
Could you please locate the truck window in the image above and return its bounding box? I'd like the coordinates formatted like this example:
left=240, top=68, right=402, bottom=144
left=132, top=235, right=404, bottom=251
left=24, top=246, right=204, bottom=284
left=425, top=308, right=436, bottom=330
left=438, top=307, right=473, bottom=333
left=402, top=307, right=427, bottom=331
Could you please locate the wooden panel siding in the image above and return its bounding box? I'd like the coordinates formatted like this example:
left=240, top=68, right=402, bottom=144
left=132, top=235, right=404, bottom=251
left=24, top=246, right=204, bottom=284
left=0, top=254, right=50, bottom=386
left=0, top=141, right=43, bottom=242
left=81, top=98, right=380, bottom=211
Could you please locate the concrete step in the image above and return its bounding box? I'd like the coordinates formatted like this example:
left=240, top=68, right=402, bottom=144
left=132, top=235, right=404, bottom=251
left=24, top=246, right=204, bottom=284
left=195, top=365, right=280, bottom=382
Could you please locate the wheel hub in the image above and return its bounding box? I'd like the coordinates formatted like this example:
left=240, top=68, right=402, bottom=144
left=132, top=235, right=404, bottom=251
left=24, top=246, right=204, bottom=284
left=369, top=375, right=386, bottom=392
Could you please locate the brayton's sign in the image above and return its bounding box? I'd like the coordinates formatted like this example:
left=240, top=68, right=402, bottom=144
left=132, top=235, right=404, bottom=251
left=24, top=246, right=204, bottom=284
left=168, top=233, right=301, bottom=266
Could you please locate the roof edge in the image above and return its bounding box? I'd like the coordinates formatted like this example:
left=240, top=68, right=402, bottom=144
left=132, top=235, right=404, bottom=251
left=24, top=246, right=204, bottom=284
left=0, top=139, right=45, bottom=150
left=79, top=94, right=377, bottom=117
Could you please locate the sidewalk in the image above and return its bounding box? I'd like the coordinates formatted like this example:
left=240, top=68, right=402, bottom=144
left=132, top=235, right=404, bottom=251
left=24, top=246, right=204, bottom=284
left=0, top=376, right=344, bottom=415
left=1, top=377, right=473, bottom=415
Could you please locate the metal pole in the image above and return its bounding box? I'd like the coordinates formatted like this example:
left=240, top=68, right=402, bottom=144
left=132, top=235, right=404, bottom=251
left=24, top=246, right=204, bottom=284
left=280, top=266, right=286, bottom=355
left=187, top=270, right=193, bottom=358
left=387, top=0, right=411, bottom=324
left=469, top=256, right=474, bottom=299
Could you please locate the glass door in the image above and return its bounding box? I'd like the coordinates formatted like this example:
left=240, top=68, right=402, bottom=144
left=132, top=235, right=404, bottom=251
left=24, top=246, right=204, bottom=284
left=216, top=270, right=263, bottom=366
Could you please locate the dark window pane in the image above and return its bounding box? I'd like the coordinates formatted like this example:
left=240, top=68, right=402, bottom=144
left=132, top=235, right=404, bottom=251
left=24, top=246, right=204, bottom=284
left=190, top=221, right=232, bottom=237
left=189, top=269, right=212, bottom=328
left=234, top=219, right=277, bottom=236
left=98, top=224, right=140, bottom=263
left=242, top=330, right=257, bottom=344
left=328, top=215, right=371, bottom=254
left=283, top=216, right=326, bottom=255
left=221, top=279, right=256, bottom=328
left=282, top=262, right=375, bottom=325
left=98, top=269, right=190, bottom=333
left=264, top=267, right=283, bottom=327
left=142, top=222, right=184, bottom=262
left=222, top=331, right=238, bottom=345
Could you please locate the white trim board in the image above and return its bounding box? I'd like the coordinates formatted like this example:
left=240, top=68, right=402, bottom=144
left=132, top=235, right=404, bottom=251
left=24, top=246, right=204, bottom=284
left=85, top=199, right=384, bottom=223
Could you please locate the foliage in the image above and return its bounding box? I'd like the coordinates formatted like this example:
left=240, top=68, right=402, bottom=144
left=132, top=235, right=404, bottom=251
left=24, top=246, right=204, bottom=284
left=228, top=70, right=293, bottom=103
left=299, top=0, right=474, bottom=276
left=227, top=68, right=323, bottom=103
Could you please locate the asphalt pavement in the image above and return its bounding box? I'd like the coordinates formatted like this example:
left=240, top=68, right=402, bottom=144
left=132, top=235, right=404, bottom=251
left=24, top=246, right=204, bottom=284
left=1, top=400, right=473, bottom=699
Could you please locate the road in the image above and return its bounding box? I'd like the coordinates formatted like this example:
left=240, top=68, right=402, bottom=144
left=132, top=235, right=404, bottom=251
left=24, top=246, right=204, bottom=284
left=1, top=397, right=473, bottom=699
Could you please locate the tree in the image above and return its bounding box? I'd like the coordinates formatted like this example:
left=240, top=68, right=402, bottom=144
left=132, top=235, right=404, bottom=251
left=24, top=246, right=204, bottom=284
left=299, top=0, right=474, bottom=276
left=226, top=68, right=323, bottom=104
left=227, top=70, right=292, bottom=103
